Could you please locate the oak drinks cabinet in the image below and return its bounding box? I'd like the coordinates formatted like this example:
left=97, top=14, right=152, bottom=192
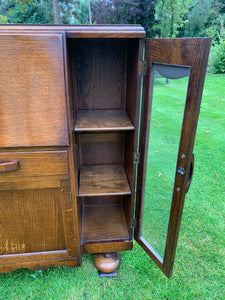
left=0, top=25, right=211, bottom=277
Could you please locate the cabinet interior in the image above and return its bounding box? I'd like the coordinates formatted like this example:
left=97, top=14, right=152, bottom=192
left=67, top=38, right=139, bottom=246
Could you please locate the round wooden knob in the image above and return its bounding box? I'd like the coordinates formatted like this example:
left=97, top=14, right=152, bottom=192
left=94, top=252, right=121, bottom=273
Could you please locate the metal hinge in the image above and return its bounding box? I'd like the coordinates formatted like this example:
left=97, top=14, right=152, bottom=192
left=133, top=152, right=140, bottom=164
left=69, top=192, right=72, bottom=204
left=131, top=219, right=137, bottom=228
left=138, top=59, right=147, bottom=76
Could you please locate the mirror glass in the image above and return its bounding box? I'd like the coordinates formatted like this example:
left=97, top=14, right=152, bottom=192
left=141, top=63, right=190, bottom=259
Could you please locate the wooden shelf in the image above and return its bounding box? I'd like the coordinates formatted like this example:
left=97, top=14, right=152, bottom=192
left=82, top=205, right=129, bottom=243
left=79, top=165, right=131, bottom=196
left=74, top=110, right=135, bottom=132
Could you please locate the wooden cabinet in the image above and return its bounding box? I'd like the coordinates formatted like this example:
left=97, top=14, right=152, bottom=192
left=0, top=25, right=211, bottom=277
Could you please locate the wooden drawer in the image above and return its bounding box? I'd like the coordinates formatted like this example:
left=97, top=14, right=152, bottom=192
left=0, top=151, right=69, bottom=184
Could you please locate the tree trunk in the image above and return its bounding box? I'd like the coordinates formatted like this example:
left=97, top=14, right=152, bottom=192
left=52, top=0, right=61, bottom=24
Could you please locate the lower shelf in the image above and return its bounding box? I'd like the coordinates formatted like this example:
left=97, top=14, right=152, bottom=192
left=82, top=205, right=129, bottom=244
left=79, top=164, right=131, bottom=196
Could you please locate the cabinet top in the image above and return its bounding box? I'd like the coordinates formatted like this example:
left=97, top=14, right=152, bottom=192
left=0, top=24, right=146, bottom=38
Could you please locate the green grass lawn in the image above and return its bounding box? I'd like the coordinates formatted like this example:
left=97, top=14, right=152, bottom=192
left=0, top=74, right=224, bottom=300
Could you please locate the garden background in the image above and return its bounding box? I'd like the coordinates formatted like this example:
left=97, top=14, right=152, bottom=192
left=0, top=1, right=224, bottom=299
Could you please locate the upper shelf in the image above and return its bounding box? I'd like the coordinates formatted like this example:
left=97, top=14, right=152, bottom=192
left=74, top=110, right=135, bottom=132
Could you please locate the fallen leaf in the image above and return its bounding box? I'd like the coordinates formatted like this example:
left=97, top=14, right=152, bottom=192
left=215, top=174, right=219, bottom=178
left=204, top=131, right=210, bottom=134
left=178, top=111, right=181, bottom=114
left=155, top=151, right=159, bottom=154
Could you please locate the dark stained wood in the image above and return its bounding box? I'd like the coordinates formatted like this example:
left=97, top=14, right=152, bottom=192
left=74, top=110, right=134, bottom=131
left=81, top=241, right=133, bottom=254
left=0, top=188, right=65, bottom=255
left=78, top=133, right=124, bottom=166
left=63, top=33, right=82, bottom=263
left=0, top=34, right=68, bottom=147
left=135, top=38, right=211, bottom=277
left=0, top=151, right=68, bottom=182
left=0, top=258, right=78, bottom=273
left=70, top=39, right=126, bottom=110
left=79, top=165, right=131, bottom=196
left=0, top=176, right=68, bottom=191
left=82, top=205, right=129, bottom=243
left=0, top=161, right=19, bottom=173
left=0, top=25, right=146, bottom=38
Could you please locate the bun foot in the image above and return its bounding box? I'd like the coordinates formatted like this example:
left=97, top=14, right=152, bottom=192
left=94, top=252, right=121, bottom=277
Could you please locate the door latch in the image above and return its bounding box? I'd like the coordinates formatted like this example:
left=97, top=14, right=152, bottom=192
left=177, top=167, right=185, bottom=177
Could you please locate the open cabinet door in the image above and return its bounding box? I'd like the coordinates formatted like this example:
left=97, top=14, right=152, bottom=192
left=134, top=38, right=211, bottom=277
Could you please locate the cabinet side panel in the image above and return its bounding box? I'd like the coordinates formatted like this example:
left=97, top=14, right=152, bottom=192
left=0, top=34, right=68, bottom=147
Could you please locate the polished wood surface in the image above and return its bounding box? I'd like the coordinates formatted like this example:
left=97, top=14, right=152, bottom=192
left=82, top=205, right=129, bottom=243
left=69, top=39, right=126, bottom=110
left=0, top=25, right=146, bottom=38
left=79, top=165, right=131, bottom=196
left=78, top=133, right=124, bottom=166
left=0, top=34, right=68, bottom=147
left=81, top=241, right=133, bottom=254
left=0, top=188, right=65, bottom=255
left=94, top=252, right=121, bottom=273
left=74, top=110, right=134, bottom=131
left=135, top=38, right=211, bottom=277
left=0, top=151, right=68, bottom=182
left=0, top=161, right=19, bottom=173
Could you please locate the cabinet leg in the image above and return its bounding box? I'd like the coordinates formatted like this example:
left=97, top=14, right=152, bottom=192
left=94, top=252, right=121, bottom=277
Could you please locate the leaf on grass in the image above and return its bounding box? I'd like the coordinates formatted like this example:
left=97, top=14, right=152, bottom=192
left=155, top=151, right=159, bottom=154
left=215, top=174, right=219, bottom=178
left=204, top=131, right=210, bottom=134
left=158, top=172, right=162, bottom=177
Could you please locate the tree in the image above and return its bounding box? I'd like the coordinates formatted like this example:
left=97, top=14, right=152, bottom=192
left=91, top=0, right=157, bottom=37
left=52, top=0, right=61, bottom=23
left=184, top=0, right=225, bottom=42
left=154, top=0, right=193, bottom=38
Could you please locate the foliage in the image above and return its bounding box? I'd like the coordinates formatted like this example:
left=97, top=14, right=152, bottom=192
left=185, top=0, right=225, bottom=42
left=0, top=0, right=53, bottom=23
left=91, top=0, right=157, bottom=37
left=212, top=39, right=225, bottom=73
left=0, top=13, right=7, bottom=22
left=154, top=0, right=193, bottom=38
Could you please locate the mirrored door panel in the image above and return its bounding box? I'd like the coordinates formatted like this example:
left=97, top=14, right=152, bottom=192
left=142, top=64, right=190, bottom=259
left=135, top=38, right=211, bottom=277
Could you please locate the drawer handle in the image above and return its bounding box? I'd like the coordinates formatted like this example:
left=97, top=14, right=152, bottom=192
left=0, top=161, right=20, bottom=172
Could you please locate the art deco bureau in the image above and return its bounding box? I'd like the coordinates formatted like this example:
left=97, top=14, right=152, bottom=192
left=0, top=25, right=210, bottom=277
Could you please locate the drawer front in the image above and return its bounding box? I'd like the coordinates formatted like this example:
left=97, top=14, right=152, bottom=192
left=0, top=151, right=69, bottom=181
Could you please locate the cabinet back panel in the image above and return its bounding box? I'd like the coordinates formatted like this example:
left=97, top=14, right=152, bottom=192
left=69, top=39, right=127, bottom=110
left=0, top=189, right=65, bottom=255
left=0, top=34, right=68, bottom=147
left=78, top=133, right=124, bottom=166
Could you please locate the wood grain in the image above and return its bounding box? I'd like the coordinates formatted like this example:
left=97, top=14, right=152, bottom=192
left=74, top=110, right=134, bottom=131
left=0, top=151, right=68, bottom=182
left=78, top=133, right=124, bottom=166
left=79, top=165, right=131, bottom=196
left=0, top=25, right=146, bottom=38
left=82, top=205, right=129, bottom=243
left=70, top=39, right=126, bottom=110
left=81, top=241, right=133, bottom=254
left=135, top=37, right=211, bottom=277
left=0, top=189, right=65, bottom=255
left=0, top=34, right=68, bottom=147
